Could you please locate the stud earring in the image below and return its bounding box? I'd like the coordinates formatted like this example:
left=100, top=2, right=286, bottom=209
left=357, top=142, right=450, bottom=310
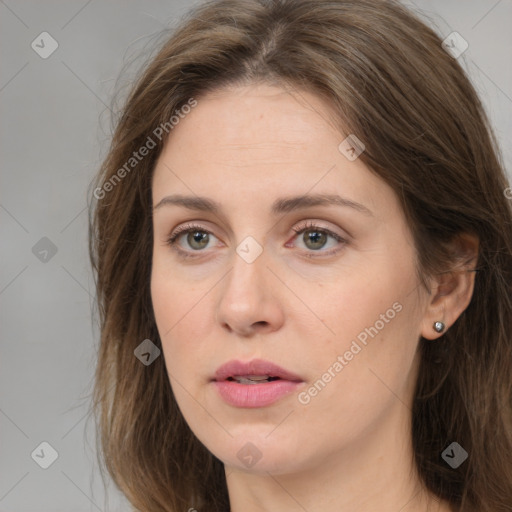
left=433, top=321, right=445, bottom=333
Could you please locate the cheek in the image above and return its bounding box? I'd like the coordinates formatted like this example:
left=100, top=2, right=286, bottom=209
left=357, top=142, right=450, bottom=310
left=151, top=278, right=211, bottom=430
left=151, top=270, right=203, bottom=371
left=305, top=253, right=422, bottom=404
left=293, top=307, right=421, bottom=455
left=314, top=266, right=410, bottom=349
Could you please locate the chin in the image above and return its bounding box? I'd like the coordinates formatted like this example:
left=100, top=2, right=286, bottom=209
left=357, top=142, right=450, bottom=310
left=202, top=429, right=312, bottom=475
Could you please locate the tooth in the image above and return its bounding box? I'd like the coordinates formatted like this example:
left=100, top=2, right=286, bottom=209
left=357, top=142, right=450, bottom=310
left=234, top=375, right=271, bottom=384
left=238, top=378, right=261, bottom=384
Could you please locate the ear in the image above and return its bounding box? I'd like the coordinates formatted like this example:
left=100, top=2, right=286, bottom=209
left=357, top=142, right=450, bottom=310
left=421, top=233, right=479, bottom=340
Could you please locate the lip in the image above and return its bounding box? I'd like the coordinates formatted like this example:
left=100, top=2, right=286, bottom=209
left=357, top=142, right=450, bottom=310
left=212, top=358, right=304, bottom=408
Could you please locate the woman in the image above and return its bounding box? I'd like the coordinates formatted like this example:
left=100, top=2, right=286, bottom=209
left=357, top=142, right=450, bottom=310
left=88, top=0, right=512, bottom=511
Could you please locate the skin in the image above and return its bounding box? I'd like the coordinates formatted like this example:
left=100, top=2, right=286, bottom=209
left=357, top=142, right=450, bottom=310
left=150, top=83, right=477, bottom=512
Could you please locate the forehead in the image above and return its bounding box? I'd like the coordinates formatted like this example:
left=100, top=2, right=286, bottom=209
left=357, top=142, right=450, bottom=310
left=159, top=84, right=342, bottom=166
left=151, top=83, right=392, bottom=219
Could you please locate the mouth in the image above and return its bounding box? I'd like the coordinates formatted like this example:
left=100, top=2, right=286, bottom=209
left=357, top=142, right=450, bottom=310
left=213, top=358, right=303, bottom=383
left=212, top=359, right=304, bottom=408
left=226, top=375, right=282, bottom=384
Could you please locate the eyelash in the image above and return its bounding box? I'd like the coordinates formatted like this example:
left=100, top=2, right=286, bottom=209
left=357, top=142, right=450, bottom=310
left=165, top=221, right=348, bottom=259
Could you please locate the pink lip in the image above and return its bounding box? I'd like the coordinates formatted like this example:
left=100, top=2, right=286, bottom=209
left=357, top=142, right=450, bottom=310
left=212, top=358, right=304, bottom=408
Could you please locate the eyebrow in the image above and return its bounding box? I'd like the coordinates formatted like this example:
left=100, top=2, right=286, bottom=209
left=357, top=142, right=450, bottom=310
left=153, top=193, right=373, bottom=216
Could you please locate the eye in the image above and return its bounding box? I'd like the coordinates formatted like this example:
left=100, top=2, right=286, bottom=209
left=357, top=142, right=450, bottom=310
left=166, top=223, right=219, bottom=258
left=289, top=221, right=347, bottom=257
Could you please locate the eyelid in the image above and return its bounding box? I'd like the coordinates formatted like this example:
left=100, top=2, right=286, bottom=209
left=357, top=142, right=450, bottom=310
left=291, top=220, right=346, bottom=240
left=167, top=222, right=215, bottom=242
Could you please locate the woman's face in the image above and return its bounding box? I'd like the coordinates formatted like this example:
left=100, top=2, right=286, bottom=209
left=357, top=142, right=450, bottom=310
left=151, top=83, right=430, bottom=475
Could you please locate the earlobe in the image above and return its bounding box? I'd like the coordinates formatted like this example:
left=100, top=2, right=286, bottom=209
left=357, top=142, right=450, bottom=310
left=420, top=233, right=479, bottom=341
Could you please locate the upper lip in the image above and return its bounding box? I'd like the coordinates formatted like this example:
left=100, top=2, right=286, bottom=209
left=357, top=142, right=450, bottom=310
left=213, top=358, right=303, bottom=382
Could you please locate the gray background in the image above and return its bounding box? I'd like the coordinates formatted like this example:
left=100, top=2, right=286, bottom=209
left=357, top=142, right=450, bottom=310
left=0, top=1, right=510, bottom=511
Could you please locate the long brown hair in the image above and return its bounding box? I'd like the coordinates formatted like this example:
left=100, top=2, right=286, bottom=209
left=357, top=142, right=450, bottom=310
left=88, top=1, right=512, bottom=510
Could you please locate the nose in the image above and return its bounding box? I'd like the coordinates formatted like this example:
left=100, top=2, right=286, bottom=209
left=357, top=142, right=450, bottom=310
left=215, top=247, right=285, bottom=337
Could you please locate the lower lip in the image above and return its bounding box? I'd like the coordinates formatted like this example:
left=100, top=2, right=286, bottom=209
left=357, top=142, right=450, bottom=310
left=212, top=380, right=303, bottom=408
